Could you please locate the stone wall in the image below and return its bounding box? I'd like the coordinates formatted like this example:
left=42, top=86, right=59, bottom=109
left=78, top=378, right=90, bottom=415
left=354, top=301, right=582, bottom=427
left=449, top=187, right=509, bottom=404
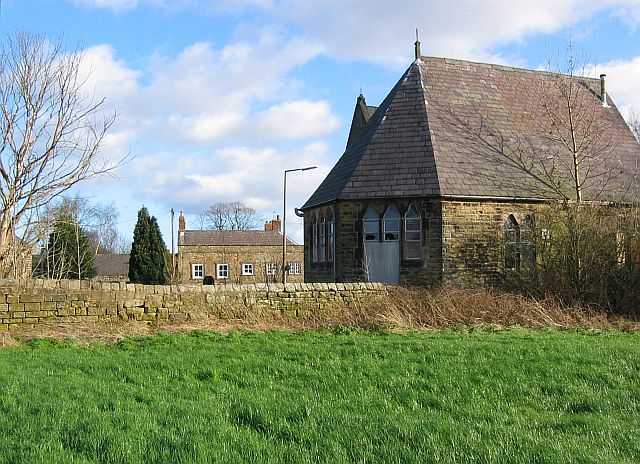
left=0, top=279, right=386, bottom=331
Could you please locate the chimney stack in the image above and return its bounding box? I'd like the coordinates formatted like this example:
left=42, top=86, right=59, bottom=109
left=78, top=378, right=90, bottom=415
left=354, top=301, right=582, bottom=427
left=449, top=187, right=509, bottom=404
left=178, top=211, right=185, bottom=231
left=264, top=214, right=281, bottom=232
left=414, top=28, right=421, bottom=60
left=600, top=74, right=608, bottom=107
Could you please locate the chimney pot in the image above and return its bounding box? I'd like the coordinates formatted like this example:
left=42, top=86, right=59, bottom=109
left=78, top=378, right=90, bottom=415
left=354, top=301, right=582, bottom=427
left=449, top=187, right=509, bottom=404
left=178, top=211, right=185, bottom=231
left=600, top=74, right=608, bottom=107
left=264, top=215, right=281, bottom=232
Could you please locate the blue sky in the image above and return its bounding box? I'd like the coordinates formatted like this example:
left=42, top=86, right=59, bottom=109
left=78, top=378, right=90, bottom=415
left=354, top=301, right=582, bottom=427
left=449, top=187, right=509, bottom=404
left=4, top=0, right=640, bottom=247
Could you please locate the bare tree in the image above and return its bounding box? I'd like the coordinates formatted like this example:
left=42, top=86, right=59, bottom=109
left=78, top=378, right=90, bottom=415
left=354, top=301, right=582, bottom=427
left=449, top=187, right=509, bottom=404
left=202, top=201, right=262, bottom=230
left=446, top=47, right=640, bottom=307
left=31, top=195, right=129, bottom=276
left=451, top=51, right=622, bottom=204
left=0, top=32, right=124, bottom=277
left=44, top=195, right=126, bottom=254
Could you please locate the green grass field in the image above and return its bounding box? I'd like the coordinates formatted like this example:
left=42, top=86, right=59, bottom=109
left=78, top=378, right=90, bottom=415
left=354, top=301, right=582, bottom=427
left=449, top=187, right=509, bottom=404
left=0, top=328, right=638, bottom=463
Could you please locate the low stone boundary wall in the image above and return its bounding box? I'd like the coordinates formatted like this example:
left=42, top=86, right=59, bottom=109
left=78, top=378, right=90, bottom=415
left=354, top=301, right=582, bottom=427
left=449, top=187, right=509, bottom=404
left=0, top=279, right=387, bottom=331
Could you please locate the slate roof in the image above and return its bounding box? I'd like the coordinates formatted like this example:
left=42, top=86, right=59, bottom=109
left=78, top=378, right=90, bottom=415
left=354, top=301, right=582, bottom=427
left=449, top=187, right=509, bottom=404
left=179, top=230, right=299, bottom=247
left=95, top=254, right=130, bottom=276
left=302, top=56, right=640, bottom=209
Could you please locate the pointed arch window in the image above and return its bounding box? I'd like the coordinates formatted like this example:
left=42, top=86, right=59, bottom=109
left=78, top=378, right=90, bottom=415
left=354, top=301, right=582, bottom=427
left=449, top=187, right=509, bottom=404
left=504, top=215, right=519, bottom=270
left=521, top=215, right=535, bottom=268
left=363, top=207, right=380, bottom=241
left=404, top=205, right=421, bottom=260
left=327, top=212, right=335, bottom=262
left=311, top=218, right=319, bottom=263
left=383, top=205, right=400, bottom=241
left=319, top=216, right=326, bottom=262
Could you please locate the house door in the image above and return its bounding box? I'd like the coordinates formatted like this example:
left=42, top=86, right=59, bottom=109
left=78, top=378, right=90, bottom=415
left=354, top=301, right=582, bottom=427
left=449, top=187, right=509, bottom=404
left=364, top=241, right=400, bottom=284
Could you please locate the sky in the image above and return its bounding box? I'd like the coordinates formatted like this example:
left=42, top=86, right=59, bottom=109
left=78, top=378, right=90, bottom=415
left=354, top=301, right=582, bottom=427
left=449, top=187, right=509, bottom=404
left=3, top=0, right=640, bottom=248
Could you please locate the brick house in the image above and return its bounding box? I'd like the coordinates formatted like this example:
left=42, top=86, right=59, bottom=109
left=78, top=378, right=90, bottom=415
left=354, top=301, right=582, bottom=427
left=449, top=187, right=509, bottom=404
left=177, top=213, right=304, bottom=284
left=300, top=47, right=640, bottom=285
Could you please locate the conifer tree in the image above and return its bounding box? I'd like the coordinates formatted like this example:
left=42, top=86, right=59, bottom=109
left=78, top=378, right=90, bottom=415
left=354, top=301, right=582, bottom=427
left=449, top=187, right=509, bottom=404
left=129, top=207, right=167, bottom=284
left=46, top=214, right=97, bottom=280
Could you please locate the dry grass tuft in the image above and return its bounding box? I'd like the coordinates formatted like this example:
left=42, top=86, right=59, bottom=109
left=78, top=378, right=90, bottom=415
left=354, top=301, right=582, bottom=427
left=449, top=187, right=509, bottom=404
left=2, top=287, right=638, bottom=345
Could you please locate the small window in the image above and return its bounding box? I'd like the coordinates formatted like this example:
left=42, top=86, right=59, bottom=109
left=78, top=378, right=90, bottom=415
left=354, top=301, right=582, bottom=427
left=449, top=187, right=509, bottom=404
left=521, top=215, right=535, bottom=268
left=504, top=215, right=519, bottom=270
left=319, top=218, right=326, bottom=262
left=327, top=216, right=335, bottom=262
left=266, top=263, right=279, bottom=275
left=216, top=263, right=229, bottom=279
left=288, top=262, right=301, bottom=275
left=404, top=205, right=421, bottom=260
left=541, top=228, right=551, bottom=241
left=242, top=263, right=254, bottom=276
left=383, top=205, right=400, bottom=241
left=363, top=207, right=379, bottom=241
left=191, top=263, right=204, bottom=279
left=312, top=222, right=318, bottom=262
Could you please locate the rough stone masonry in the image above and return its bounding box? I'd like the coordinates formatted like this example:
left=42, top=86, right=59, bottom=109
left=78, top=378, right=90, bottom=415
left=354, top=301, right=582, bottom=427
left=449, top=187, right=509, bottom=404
left=0, top=279, right=387, bottom=331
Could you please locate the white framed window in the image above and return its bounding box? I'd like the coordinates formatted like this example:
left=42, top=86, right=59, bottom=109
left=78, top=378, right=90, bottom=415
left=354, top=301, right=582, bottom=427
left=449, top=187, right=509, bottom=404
left=327, top=216, right=335, bottom=262
left=216, top=263, right=229, bottom=279
left=288, top=262, right=301, bottom=275
left=242, top=263, right=254, bottom=276
left=319, top=218, right=326, bottom=262
left=541, top=228, right=551, bottom=241
left=266, top=263, right=278, bottom=275
left=191, top=263, right=204, bottom=280
left=521, top=215, right=535, bottom=268
left=383, top=205, right=400, bottom=241
left=363, top=207, right=379, bottom=241
left=312, top=222, right=318, bottom=262
left=403, top=205, right=421, bottom=260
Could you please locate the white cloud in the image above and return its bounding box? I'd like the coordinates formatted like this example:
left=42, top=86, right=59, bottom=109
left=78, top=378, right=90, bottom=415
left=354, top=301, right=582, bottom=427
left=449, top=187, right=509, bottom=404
left=598, top=56, right=640, bottom=113
left=253, top=100, right=340, bottom=140
left=133, top=142, right=331, bottom=240
left=244, top=0, right=640, bottom=66
left=71, top=0, right=139, bottom=12
left=78, top=33, right=334, bottom=146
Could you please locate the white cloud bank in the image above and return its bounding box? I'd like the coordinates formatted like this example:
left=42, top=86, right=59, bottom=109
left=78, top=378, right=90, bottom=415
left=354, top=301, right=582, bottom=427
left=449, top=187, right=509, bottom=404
left=69, top=0, right=640, bottom=64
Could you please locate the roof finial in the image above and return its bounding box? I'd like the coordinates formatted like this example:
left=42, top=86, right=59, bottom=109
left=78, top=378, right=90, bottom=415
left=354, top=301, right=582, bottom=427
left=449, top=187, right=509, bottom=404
left=414, top=28, right=421, bottom=60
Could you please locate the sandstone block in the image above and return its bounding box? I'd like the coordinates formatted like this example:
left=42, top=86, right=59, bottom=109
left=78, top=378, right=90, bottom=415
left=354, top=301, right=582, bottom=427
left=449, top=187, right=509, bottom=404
left=87, top=307, right=106, bottom=316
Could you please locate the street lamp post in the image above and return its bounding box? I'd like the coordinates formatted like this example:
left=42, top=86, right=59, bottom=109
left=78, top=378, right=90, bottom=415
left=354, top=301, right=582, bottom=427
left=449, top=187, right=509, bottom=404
left=283, top=166, right=317, bottom=284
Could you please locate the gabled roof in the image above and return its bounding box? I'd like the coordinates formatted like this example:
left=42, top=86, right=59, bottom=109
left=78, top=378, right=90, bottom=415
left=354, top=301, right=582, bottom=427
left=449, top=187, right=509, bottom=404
left=302, top=56, right=640, bottom=209
left=95, top=254, right=130, bottom=276
left=346, top=94, right=377, bottom=149
left=179, top=230, right=299, bottom=247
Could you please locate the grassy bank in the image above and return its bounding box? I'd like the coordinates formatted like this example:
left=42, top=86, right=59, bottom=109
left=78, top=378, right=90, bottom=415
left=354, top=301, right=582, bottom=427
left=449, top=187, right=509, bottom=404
left=0, top=329, right=638, bottom=463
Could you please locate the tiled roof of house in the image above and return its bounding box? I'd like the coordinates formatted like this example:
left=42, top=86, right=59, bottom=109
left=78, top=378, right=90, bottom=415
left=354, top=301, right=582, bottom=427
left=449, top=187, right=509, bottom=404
left=180, top=230, right=299, bottom=247
left=95, top=254, right=130, bottom=276
left=302, top=56, right=640, bottom=209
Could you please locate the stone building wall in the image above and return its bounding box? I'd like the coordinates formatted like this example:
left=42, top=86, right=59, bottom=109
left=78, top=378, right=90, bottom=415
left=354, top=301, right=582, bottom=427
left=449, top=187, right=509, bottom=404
left=0, top=279, right=385, bottom=331
left=305, top=198, right=546, bottom=285
left=178, top=244, right=304, bottom=285
left=440, top=200, right=543, bottom=284
left=305, top=199, right=444, bottom=285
